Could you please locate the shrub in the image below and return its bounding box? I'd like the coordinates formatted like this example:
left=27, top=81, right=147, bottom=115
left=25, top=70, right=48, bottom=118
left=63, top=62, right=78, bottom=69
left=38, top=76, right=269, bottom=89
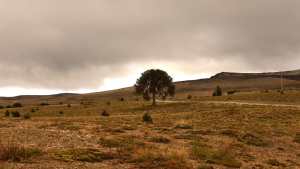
left=120, top=97, right=125, bottom=102
left=101, top=110, right=109, bottom=117
left=212, top=86, right=222, bottom=96
left=67, top=104, right=71, bottom=108
left=31, top=108, right=36, bottom=113
left=227, top=90, right=237, bottom=95
left=149, top=136, right=170, bottom=144
left=0, top=105, right=4, bottom=109
left=6, top=105, right=12, bottom=109
left=106, top=101, right=111, bottom=106
left=11, top=111, right=20, bottom=118
left=142, top=113, right=153, bottom=124
left=12, top=102, right=22, bottom=108
left=59, top=111, right=64, bottom=115
left=4, top=111, right=10, bottom=117
left=23, top=113, right=31, bottom=119
left=40, top=102, right=49, bottom=106
left=59, top=102, right=63, bottom=105
left=187, top=95, right=192, bottom=100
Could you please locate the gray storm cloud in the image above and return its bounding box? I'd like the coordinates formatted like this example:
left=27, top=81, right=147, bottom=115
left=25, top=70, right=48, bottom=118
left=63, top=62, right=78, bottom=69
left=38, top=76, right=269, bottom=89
left=0, top=0, right=300, bottom=90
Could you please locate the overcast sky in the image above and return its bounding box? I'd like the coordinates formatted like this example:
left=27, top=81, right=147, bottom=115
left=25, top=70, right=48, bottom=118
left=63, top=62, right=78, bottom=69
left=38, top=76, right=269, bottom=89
left=1, top=0, right=300, bottom=96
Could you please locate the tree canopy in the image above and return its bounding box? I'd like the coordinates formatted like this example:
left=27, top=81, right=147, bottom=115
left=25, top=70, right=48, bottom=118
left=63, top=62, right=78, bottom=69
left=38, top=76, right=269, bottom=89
left=135, top=69, right=175, bottom=105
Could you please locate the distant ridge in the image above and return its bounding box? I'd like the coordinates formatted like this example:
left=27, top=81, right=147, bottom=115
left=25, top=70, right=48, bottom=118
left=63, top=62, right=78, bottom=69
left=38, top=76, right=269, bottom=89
left=211, top=69, right=300, bottom=80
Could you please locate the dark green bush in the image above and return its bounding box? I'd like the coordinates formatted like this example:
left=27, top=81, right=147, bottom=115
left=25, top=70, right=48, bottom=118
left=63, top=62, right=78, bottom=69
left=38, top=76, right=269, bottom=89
left=142, top=113, right=153, bottom=124
left=4, top=111, right=10, bottom=117
left=11, top=111, right=20, bottom=118
left=101, top=110, right=109, bottom=117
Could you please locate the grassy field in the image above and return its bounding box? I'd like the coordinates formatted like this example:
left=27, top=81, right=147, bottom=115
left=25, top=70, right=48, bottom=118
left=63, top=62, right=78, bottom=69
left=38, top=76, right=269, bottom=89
left=0, top=90, right=300, bottom=169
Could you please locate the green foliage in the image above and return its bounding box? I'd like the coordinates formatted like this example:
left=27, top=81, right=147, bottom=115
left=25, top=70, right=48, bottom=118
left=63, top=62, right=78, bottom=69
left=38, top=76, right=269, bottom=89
left=142, top=113, right=153, bottom=123
left=135, top=69, right=175, bottom=105
left=213, top=86, right=222, bottom=96
left=11, top=111, right=20, bottom=118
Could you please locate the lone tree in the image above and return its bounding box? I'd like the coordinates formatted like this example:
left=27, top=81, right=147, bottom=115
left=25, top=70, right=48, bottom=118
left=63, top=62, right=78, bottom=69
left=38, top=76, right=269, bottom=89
left=135, top=69, right=175, bottom=105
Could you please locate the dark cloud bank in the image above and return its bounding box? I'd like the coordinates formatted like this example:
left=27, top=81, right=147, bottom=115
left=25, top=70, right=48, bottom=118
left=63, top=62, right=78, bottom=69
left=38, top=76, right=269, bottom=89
left=1, top=0, right=300, bottom=90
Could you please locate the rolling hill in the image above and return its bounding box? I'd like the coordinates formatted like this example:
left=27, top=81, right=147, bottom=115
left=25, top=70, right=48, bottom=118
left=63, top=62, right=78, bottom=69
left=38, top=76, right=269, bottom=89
left=2, top=69, right=300, bottom=104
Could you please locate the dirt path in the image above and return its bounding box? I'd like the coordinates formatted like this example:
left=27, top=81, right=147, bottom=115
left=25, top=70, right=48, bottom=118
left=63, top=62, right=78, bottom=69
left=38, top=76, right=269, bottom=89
left=157, top=100, right=300, bottom=109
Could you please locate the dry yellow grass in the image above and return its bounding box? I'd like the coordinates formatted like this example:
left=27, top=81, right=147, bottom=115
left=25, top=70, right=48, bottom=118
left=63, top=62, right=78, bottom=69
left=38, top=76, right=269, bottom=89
left=0, top=90, right=300, bottom=168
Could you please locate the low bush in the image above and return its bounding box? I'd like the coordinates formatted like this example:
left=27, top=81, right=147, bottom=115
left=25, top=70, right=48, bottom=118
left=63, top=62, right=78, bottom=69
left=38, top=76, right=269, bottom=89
left=149, top=136, right=170, bottom=144
left=4, top=111, right=10, bottom=117
left=187, top=95, right=192, bottom=100
left=101, top=110, right=109, bottom=116
left=40, top=102, right=49, bottom=106
left=143, top=113, right=153, bottom=124
left=11, top=111, right=20, bottom=118
left=0, top=105, right=4, bottom=109
left=12, top=102, right=22, bottom=108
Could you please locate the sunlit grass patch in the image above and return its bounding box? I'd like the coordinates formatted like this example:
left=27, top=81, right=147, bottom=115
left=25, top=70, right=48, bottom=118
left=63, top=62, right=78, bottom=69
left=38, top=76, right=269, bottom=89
left=131, top=146, right=191, bottom=169
left=53, top=148, right=114, bottom=162
left=0, top=141, right=42, bottom=162
left=191, top=140, right=241, bottom=168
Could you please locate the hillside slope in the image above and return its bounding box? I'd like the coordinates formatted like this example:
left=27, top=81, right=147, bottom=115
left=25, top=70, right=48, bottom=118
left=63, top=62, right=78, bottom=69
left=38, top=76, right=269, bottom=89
left=2, top=69, right=300, bottom=104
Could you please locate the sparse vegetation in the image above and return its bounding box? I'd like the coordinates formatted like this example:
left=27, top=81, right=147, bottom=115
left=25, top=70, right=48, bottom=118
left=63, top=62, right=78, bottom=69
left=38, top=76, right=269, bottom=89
left=0, top=141, right=42, bottom=162
left=0, top=89, right=300, bottom=168
left=191, top=140, right=241, bottom=168
left=53, top=148, right=114, bottom=162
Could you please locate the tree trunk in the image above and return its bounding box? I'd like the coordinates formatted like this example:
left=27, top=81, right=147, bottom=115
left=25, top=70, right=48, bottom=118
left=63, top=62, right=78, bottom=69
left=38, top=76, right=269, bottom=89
left=152, top=92, right=156, bottom=106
